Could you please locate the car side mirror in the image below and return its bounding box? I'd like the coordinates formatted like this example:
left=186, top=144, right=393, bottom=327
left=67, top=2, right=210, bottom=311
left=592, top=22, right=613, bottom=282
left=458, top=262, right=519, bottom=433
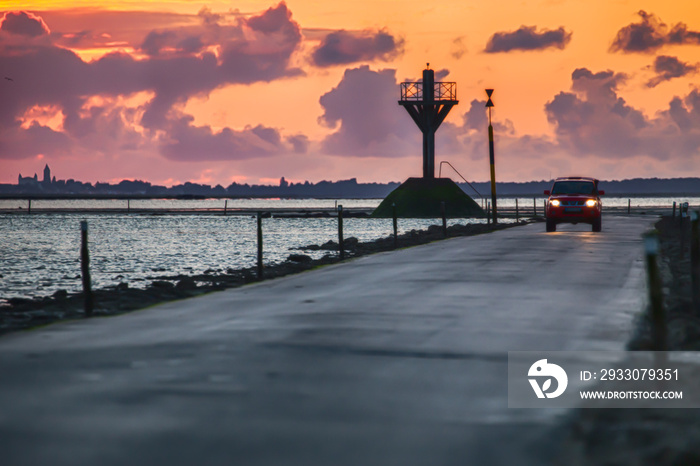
left=598, top=190, right=605, bottom=195
left=544, top=190, right=550, bottom=196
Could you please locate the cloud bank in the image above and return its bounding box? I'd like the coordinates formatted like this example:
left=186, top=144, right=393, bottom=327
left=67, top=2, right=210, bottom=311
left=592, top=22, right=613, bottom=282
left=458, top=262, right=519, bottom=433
left=485, top=25, right=572, bottom=53
left=610, top=10, right=700, bottom=53
left=0, top=3, right=305, bottom=162
left=646, top=55, right=698, bottom=88
left=311, top=29, right=404, bottom=67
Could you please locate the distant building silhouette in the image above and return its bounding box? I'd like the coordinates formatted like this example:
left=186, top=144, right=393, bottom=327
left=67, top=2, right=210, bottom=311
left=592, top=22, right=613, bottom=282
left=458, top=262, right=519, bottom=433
left=18, top=172, right=38, bottom=186
left=43, top=164, right=51, bottom=185
left=279, top=177, right=288, bottom=188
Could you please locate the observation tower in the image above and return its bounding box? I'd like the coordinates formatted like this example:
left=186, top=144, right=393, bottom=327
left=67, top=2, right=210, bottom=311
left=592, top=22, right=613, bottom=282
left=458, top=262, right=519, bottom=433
left=399, top=66, right=458, bottom=179
left=372, top=65, right=484, bottom=218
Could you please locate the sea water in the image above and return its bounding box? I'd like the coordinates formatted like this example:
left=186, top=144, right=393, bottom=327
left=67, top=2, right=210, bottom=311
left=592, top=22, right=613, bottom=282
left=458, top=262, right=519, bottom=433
left=0, top=197, right=694, bottom=301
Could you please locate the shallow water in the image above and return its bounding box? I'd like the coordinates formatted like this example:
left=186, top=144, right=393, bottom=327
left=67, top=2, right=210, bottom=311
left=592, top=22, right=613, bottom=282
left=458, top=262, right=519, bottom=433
left=0, top=196, right=694, bottom=301
left=0, top=210, right=493, bottom=300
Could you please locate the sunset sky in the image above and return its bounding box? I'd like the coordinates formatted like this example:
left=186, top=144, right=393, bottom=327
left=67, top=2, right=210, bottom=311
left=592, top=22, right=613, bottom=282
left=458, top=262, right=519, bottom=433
left=1, top=0, right=700, bottom=186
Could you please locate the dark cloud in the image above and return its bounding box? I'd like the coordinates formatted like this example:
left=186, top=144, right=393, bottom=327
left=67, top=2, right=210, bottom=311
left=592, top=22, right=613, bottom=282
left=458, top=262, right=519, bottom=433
left=610, top=10, right=700, bottom=53
left=668, top=23, right=700, bottom=46
left=161, top=116, right=290, bottom=161
left=0, top=11, right=50, bottom=37
left=311, top=29, right=403, bottom=67
left=434, top=69, right=450, bottom=81
left=286, top=134, right=309, bottom=154
left=647, top=55, right=698, bottom=88
left=451, top=36, right=467, bottom=59
left=545, top=67, right=700, bottom=160
left=0, top=2, right=305, bottom=161
left=484, top=25, right=571, bottom=53
left=318, top=65, right=417, bottom=157
left=0, top=122, right=71, bottom=160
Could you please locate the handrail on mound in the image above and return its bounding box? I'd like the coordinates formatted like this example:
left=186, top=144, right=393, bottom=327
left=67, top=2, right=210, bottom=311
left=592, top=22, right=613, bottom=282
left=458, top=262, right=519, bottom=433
left=438, top=161, right=484, bottom=203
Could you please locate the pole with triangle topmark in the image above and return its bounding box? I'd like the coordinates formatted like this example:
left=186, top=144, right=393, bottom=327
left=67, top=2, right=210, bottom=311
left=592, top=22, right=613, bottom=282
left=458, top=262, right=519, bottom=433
left=486, top=89, right=497, bottom=224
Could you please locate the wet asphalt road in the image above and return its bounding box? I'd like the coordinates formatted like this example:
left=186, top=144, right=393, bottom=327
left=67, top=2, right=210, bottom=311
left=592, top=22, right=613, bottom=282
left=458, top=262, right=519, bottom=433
left=0, top=215, right=656, bottom=465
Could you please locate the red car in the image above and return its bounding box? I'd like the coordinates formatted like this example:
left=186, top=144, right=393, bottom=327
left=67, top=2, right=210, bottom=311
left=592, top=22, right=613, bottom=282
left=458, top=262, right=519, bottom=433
left=544, top=177, right=604, bottom=232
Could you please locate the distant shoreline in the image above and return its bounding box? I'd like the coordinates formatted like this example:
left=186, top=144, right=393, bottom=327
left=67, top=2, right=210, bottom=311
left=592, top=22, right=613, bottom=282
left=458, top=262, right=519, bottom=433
left=1, top=192, right=700, bottom=201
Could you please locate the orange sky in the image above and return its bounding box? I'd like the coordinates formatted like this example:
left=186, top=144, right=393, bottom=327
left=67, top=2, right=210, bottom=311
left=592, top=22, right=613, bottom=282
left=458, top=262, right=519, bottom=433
left=1, top=0, right=700, bottom=186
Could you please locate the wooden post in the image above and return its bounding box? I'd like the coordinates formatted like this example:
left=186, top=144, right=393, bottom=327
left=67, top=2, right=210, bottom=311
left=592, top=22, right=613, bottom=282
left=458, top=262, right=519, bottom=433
left=392, top=203, right=398, bottom=249
left=533, top=197, right=537, bottom=217
left=441, top=201, right=447, bottom=238
left=644, top=232, right=666, bottom=351
left=127, top=199, right=130, bottom=213
left=515, top=198, right=519, bottom=222
left=224, top=200, right=228, bottom=216
left=692, top=211, right=700, bottom=313
left=257, top=212, right=263, bottom=280
left=672, top=201, right=676, bottom=218
left=27, top=199, right=31, bottom=214
left=628, top=199, right=631, bottom=214
left=487, top=202, right=491, bottom=226
left=80, top=221, right=94, bottom=316
left=338, top=205, right=344, bottom=260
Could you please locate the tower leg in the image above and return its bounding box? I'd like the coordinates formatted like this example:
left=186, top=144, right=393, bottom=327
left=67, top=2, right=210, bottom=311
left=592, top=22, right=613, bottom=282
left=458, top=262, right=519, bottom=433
left=423, top=129, right=435, bottom=179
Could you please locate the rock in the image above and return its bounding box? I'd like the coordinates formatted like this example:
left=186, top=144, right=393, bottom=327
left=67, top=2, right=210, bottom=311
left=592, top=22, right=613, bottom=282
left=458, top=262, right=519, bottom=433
left=176, top=277, right=197, bottom=290
left=287, top=254, right=312, bottom=263
left=344, top=237, right=359, bottom=248
left=52, top=289, right=68, bottom=300
left=116, top=282, right=129, bottom=291
left=321, top=240, right=338, bottom=250
left=8, top=297, right=31, bottom=306
left=151, top=280, right=174, bottom=289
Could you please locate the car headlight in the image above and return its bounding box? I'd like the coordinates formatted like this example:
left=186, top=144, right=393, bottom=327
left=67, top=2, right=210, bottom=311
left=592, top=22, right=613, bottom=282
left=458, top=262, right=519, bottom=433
left=586, top=199, right=597, bottom=207
left=550, top=200, right=560, bottom=207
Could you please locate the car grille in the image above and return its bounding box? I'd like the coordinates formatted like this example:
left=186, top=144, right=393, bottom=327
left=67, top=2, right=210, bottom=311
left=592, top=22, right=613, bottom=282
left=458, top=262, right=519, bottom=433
left=561, top=200, right=585, bottom=206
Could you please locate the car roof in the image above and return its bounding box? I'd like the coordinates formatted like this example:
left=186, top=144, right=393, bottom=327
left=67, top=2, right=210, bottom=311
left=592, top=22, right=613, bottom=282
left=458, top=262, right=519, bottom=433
left=553, top=177, right=599, bottom=183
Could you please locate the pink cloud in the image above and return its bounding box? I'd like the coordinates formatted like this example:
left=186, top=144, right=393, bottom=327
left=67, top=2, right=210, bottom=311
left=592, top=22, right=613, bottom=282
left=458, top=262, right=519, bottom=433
left=0, top=11, right=50, bottom=37
left=0, top=2, right=305, bottom=163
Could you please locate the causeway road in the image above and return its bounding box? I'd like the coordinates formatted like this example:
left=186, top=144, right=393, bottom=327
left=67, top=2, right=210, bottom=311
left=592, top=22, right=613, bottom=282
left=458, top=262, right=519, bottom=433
left=0, top=215, right=656, bottom=465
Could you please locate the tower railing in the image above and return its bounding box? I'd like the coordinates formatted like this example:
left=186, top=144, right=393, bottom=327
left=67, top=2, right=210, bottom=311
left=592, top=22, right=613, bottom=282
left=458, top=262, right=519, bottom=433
left=400, top=82, right=457, bottom=101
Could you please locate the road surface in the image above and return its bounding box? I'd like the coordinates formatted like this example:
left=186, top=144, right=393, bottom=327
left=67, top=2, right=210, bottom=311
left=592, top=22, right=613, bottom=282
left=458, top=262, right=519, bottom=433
left=0, top=216, right=656, bottom=465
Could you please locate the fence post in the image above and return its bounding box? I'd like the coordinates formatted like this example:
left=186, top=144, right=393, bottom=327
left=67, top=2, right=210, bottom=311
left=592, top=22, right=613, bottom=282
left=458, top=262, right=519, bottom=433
left=692, top=211, right=700, bottom=313
left=672, top=201, right=676, bottom=218
left=487, top=202, right=491, bottom=226
left=628, top=199, right=631, bottom=215
left=644, top=232, right=666, bottom=351
left=27, top=199, right=31, bottom=214
left=533, top=197, right=537, bottom=217
left=515, top=198, right=519, bottom=222
left=80, top=221, right=94, bottom=316
left=441, top=201, right=447, bottom=237
left=224, top=200, right=228, bottom=216
left=127, top=199, right=130, bottom=214
left=257, top=212, right=263, bottom=280
left=338, top=205, right=344, bottom=260
left=392, top=203, right=398, bottom=249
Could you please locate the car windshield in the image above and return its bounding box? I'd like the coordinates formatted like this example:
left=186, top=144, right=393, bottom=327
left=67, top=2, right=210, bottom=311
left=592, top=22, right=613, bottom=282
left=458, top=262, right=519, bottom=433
left=551, top=181, right=595, bottom=195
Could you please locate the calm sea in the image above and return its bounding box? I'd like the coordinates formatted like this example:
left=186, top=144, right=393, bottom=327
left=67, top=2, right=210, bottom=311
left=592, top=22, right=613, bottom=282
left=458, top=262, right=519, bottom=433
left=0, top=197, right=695, bottom=301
